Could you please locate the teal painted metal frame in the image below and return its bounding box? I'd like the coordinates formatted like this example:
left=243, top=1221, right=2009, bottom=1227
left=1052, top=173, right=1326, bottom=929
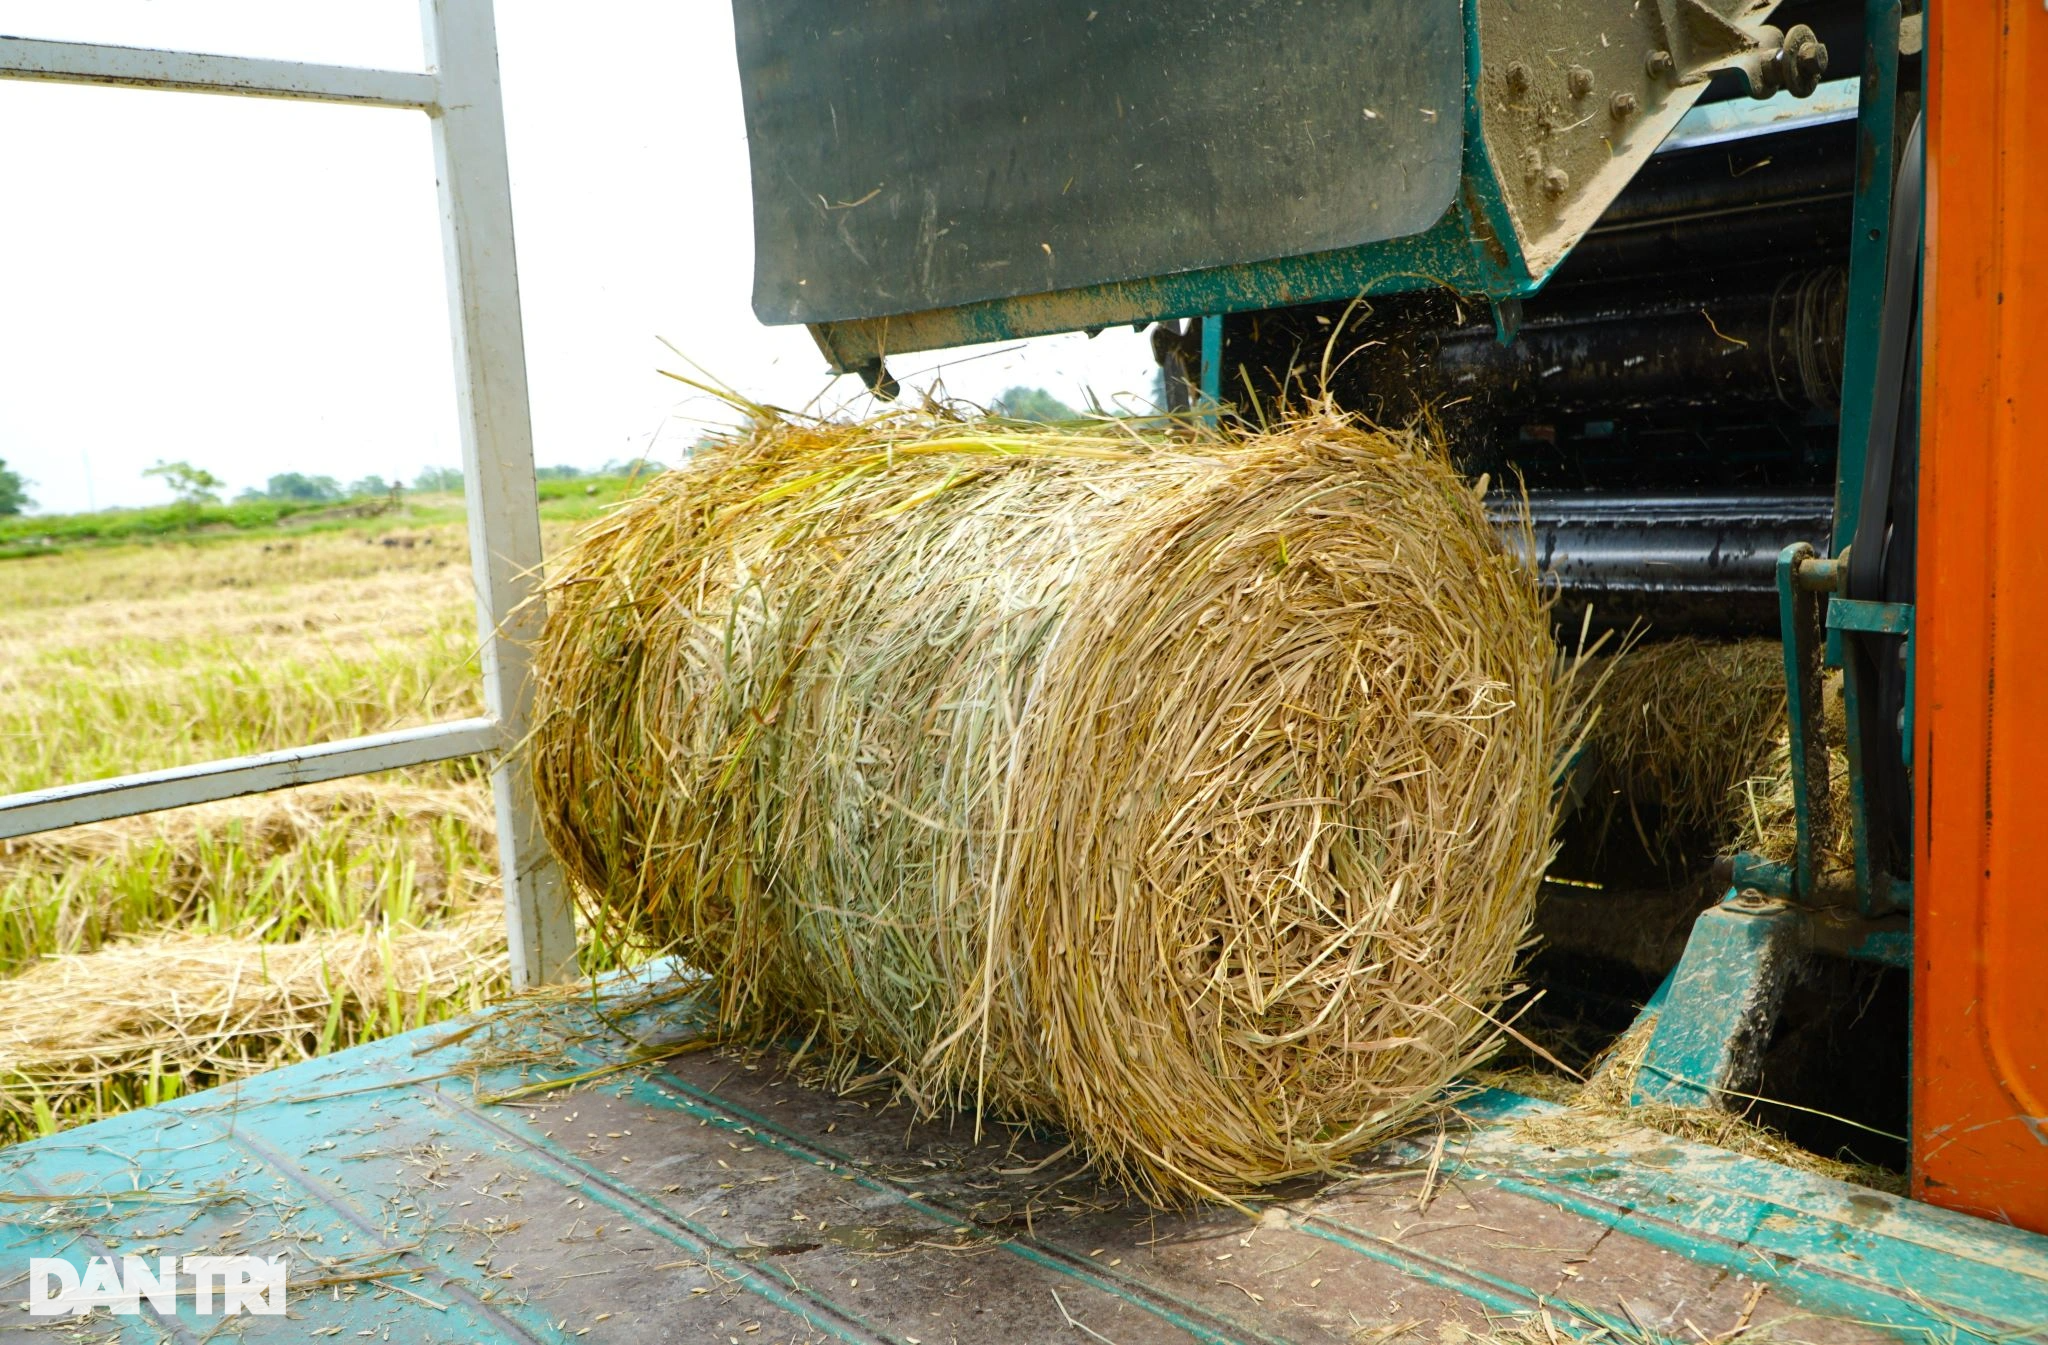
left=1199, top=313, right=1224, bottom=426
left=1831, top=0, right=1906, bottom=561
left=1827, top=0, right=1914, bottom=918
left=1775, top=544, right=1840, bottom=902
left=1633, top=895, right=1808, bottom=1108
left=6, top=966, right=2041, bottom=1343
left=1727, top=0, right=1918, bottom=923
left=1735, top=546, right=1914, bottom=924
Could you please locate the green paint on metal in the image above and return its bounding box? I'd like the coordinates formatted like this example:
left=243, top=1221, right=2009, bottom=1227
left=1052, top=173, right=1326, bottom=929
left=1828, top=598, right=1915, bottom=636
left=1842, top=925, right=1913, bottom=967
left=1729, top=853, right=1794, bottom=897
left=1832, top=0, right=1905, bottom=559
left=1826, top=596, right=1917, bottom=799
left=1777, top=543, right=1830, bottom=901
left=619, top=1061, right=1278, bottom=1345
left=6, top=962, right=2043, bottom=1342
left=1825, top=0, right=1911, bottom=918
left=1452, top=1090, right=2048, bottom=1344
left=1634, top=899, right=1806, bottom=1109
left=805, top=205, right=1494, bottom=372
left=1199, top=313, right=1224, bottom=427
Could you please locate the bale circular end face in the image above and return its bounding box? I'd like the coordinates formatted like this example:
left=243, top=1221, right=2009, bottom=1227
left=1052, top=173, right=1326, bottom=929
left=529, top=411, right=1566, bottom=1201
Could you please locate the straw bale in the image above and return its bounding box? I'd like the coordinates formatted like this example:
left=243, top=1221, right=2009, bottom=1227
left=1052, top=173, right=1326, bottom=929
left=1574, top=639, right=1785, bottom=860
left=530, top=410, right=1569, bottom=1201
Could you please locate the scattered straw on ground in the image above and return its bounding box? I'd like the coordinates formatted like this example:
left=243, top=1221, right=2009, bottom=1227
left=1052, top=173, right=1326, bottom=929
left=1503, top=1018, right=1903, bottom=1193
left=531, top=408, right=1574, bottom=1201
left=0, top=903, right=507, bottom=1142
left=1574, top=638, right=1785, bottom=860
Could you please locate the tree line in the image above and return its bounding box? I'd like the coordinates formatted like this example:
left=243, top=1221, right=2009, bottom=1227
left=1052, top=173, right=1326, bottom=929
left=0, top=389, right=1085, bottom=517
left=134, top=459, right=661, bottom=508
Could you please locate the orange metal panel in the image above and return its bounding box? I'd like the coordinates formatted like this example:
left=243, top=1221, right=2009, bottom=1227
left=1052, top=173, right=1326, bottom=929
left=1914, top=0, right=2048, bottom=1230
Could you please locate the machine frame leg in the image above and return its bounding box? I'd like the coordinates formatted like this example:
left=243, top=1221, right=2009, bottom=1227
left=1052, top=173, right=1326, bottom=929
left=1633, top=892, right=1807, bottom=1109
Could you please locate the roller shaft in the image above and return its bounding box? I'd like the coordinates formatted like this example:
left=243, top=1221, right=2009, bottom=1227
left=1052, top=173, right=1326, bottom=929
left=1494, top=489, right=1833, bottom=637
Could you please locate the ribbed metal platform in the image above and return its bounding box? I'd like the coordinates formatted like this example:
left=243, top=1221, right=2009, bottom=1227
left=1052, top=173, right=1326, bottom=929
left=1, top=964, right=2041, bottom=1343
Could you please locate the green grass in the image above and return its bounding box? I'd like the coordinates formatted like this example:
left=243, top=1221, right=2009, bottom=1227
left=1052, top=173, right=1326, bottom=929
left=0, top=471, right=653, bottom=553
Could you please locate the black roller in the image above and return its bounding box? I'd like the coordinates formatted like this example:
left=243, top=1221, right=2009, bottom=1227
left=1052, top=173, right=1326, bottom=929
left=1493, top=489, right=1833, bottom=637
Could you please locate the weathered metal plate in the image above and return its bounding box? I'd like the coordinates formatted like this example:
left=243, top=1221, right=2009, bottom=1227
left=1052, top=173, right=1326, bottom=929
left=734, top=0, right=1464, bottom=325
left=1, top=964, right=2042, bottom=1341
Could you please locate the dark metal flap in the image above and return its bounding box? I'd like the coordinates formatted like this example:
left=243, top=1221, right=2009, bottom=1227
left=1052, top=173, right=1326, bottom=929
left=734, top=1, right=1465, bottom=326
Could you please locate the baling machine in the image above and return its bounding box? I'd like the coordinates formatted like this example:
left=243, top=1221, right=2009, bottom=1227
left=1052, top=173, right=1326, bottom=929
left=0, top=3, right=2041, bottom=1340
left=731, top=0, right=2027, bottom=1217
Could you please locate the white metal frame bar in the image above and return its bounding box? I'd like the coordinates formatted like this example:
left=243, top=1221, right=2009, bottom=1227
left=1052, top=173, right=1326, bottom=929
left=0, top=35, right=438, bottom=108
left=0, top=0, right=577, bottom=987
left=0, top=720, right=500, bottom=840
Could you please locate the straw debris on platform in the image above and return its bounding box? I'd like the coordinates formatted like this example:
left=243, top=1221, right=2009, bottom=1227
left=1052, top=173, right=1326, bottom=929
left=1504, top=1017, right=1903, bottom=1193
left=529, top=407, right=1574, bottom=1201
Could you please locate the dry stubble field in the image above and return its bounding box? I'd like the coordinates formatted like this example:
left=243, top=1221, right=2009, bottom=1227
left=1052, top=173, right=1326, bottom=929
left=0, top=491, right=633, bottom=1142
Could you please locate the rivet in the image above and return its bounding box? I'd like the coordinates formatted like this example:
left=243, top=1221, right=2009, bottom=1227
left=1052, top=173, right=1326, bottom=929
left=1567, top=65, right=1594, bottom=98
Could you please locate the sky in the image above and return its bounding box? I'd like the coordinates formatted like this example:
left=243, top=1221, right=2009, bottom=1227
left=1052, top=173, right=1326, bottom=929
left=0, top=2, right=1158, bottom=515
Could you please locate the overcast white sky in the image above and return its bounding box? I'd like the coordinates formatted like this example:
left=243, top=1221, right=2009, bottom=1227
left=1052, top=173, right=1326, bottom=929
left=0, top=2, right=1157, bottom=515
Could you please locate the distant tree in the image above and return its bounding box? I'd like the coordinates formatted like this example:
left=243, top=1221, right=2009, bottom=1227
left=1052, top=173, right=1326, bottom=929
left=599, top=457, right=660, bottom=479
left=990, top=385, right=1077, bottom=422
left=413, top=466, right=465, bottom=493
left=348, top=475, right=393, bottom=498
left=0, top=459, right=30, bottom=516
left=144, top=459, right=224, bottom=505
left=261, top=472, right=343, bottom=503
left=534, top=465, right=585, bottom=481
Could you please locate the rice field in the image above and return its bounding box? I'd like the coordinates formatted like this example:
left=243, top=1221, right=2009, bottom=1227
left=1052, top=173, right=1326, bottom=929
left=0, top=488, right=634, bottom=1143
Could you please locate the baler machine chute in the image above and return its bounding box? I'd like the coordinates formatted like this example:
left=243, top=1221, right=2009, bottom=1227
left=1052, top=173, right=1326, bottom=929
left=731, top=0, right=1920, bottom=1179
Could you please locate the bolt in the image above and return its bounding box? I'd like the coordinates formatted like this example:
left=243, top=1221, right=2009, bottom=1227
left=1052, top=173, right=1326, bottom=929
left=1768, top=24, right=1830, bottom=98
left=1567, top=65, right=1594, bottom=98
left=1610, top=90, right=1640, bottom=119
left=1646, top=48, right=1675, bottom=81
left=1542, top=166, right=1570, bottom=198
left=1505, top=60, right=1532, bottom=93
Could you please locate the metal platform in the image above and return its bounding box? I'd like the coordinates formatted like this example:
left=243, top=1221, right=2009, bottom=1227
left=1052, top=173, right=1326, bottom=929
left=2, top=964, right=2042, bottom=1343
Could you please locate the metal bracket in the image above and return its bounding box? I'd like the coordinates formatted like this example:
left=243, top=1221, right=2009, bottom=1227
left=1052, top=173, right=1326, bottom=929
left=1634, top=891, right=1807, bottom=1108
left=1776, top=543, right=1841, bottom=902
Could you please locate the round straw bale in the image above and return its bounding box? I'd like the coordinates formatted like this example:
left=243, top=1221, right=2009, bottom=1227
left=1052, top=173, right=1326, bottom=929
left=1575, top=638, right=1786, bottom=858
left=529, top=411, right=1566, bottom=1200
